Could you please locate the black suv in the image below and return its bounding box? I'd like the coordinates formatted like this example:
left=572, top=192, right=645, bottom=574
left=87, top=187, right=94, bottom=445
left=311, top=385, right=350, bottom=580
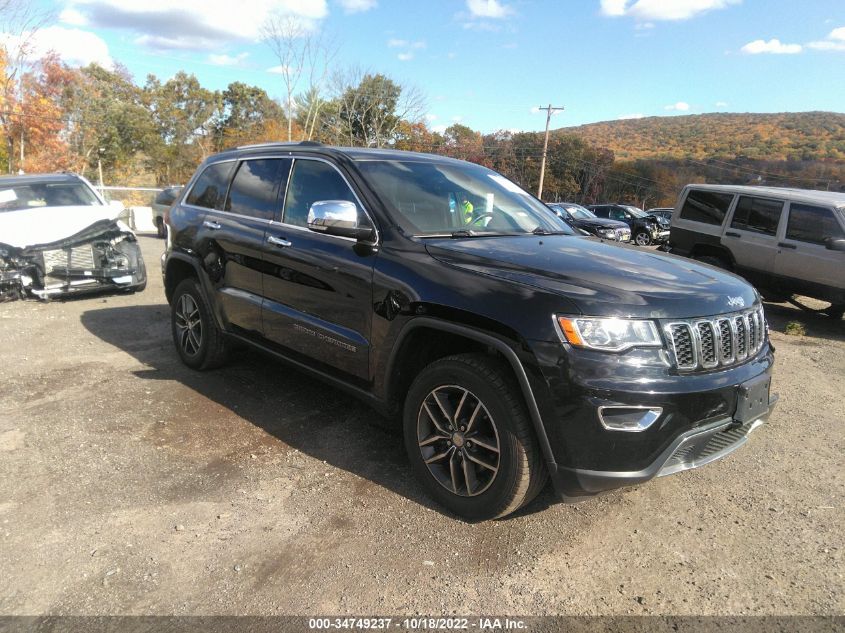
left=546, top=202, right=631, bottom=242
left=589, top=203, right=670, bottom=246
left=162, top=143, right=776, bottom=521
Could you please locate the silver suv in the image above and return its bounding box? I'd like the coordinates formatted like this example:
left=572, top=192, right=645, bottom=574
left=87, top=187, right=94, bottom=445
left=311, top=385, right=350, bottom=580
left=668, top=184, right=845, bottom=318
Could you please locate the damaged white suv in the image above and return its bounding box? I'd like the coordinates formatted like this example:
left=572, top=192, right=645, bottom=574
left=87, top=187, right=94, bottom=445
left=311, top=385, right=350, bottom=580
left=0, top=173, right=146, bottom=301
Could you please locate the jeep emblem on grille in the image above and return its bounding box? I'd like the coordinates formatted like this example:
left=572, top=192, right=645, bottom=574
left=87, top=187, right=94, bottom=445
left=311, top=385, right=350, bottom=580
left=727, top=296, right=745, bottom=308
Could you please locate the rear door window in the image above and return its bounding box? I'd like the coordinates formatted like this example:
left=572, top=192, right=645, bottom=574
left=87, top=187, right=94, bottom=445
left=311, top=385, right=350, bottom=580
left=225, top=158, right=291, bottom=220
left=730, top=196, right=783, bottom=236
left=679, top=189, right=734, bottom=226
left=186, top=162, right=234, bottom=210
left=786, top=203, right=845, bottom=245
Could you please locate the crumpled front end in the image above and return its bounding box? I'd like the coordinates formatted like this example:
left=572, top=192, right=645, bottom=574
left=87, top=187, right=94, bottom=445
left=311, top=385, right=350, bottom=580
left=0, top=219, right=146, bottom=301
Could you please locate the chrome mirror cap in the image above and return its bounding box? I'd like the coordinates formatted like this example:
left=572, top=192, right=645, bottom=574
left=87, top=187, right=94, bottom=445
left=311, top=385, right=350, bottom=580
left=307, top=200, right=373, bottom=241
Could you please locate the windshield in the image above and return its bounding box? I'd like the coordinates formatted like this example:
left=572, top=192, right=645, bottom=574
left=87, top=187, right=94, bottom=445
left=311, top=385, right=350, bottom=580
left=0, top=181, right=102, bottom=213
left=356, top=160, right=575, bottom=236
left=562, top=204, right=596, bottom=220
left=623, top=205, right=647, bottom=218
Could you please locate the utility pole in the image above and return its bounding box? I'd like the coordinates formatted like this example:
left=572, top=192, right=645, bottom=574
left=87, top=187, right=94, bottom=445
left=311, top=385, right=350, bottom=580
left=537, top=104, right=564, bottom=200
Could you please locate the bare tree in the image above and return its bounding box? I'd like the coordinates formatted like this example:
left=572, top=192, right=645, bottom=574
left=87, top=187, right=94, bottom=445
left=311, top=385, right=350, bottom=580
left=260, top=14, right=336, bottom=142
left=0, top=0, right=52, bottom=172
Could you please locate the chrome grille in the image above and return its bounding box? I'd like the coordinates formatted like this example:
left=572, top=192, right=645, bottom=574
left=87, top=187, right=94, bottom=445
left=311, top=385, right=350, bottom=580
left=42, top=246, right=96, bottom=272
left=670, top=324, right=695, bottom=368
left=667, top=307, right=766, bottom=372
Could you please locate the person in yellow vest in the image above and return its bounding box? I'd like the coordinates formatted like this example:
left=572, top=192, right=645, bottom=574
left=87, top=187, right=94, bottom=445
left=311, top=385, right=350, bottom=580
left=461, top=195, right=474, bottom=225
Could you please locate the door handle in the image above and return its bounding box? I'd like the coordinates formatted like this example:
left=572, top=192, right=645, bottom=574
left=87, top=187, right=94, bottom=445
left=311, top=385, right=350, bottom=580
left=725, top=231, right=741, bottom=238
left=267, top=235, right=292, bottom=248
left=203, top=220, right=221, bottom=230
left=777, top=242, right=796, bottom=250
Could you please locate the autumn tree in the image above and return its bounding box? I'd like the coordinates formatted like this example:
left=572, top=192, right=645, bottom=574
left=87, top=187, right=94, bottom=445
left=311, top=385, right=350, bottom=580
left=214, top=81, right=284, bottom=150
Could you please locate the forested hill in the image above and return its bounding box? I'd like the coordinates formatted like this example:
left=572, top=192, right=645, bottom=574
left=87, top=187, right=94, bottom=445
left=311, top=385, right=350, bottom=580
left=558, top=112, right=845, bottom=162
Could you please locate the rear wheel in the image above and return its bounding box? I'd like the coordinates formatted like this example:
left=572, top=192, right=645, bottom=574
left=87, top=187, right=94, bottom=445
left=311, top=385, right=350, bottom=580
left=403, top=353, right=547, bottom=521
left=171, top=278, right=229, bottom=370
left=634, top=231, right=652, bottom=246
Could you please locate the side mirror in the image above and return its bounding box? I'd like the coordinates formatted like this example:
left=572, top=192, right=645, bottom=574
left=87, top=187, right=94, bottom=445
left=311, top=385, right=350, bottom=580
left=825, top=238, right=845, bottom=252
left=307, top=200, right=374, bottom=241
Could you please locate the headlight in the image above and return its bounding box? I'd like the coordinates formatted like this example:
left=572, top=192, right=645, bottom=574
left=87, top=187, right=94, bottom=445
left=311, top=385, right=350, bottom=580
left=556, top=316, right=662, bottom=352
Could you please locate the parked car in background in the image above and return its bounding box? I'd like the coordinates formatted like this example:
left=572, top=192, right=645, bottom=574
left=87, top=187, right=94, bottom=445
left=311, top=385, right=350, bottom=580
left=588, top=203, right=670, bottom=246
left=152, top=186, right=182, bottom=238
left=646, top=207, right=674, bottom=222
left=0, top=173, right=146, bottom=301
left=162, top=142, right=776, bottom=521
left=669, top=184, right=845, bottom=318
left=546, top=202, right=631, bottom=242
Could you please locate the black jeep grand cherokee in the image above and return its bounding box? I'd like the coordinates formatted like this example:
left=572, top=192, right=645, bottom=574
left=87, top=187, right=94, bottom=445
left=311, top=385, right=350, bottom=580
left=162, top=143, right=777, bottom=521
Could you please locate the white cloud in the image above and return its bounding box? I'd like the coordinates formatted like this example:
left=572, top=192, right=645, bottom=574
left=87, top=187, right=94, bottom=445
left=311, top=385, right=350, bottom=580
left=600, top=0, right=628, bottom=16
left=807, top=26, right=845, bottom=52
left=452, top=115, right=464, bottom=122
left=741, top=38, right=802, bottom=54
left=664, top=101, right=690, bottom=111
left=466, top=0, right=513, bottom=19
left=59, top=8, right=88, bottom=26
left=267, top=64, right=289, bottom=74
left=715, top=101, right=728, bottom=107
left=1, top=26, right=113, bottom=68
left=617, top=113, right=645, bottom=119
left=387, top=38, right=408, bottom=47
left=63, top=0, right=329, bottom=51
left=601, top=0, right=739, bottom=21
left=208, top=52, right=249, bottom=66
left=424, top=113, right=438, bottom=122
left=431, top=124, right=448, bottom=134
left=397, top=52, right=413, bottom=61
left=337, top=0, right=376, bottom=13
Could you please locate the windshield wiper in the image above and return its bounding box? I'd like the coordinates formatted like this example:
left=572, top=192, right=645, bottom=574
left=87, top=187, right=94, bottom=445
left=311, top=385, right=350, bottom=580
left=532, top=227, right=570, bottom=235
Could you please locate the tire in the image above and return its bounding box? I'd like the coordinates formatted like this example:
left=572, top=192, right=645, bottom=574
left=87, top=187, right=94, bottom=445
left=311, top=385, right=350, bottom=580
left=634, top=231, right=652, bottom=246
left=170, top=278, right=229, bottom=370
left=694, top=254, right=730, bottom=270
left=155, top=217, right=167, bottom=239
left=403, top=353, right=547, bottom=521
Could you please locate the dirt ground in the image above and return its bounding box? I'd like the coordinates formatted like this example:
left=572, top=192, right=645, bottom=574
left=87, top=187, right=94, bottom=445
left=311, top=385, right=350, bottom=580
left=0, top=235, right=842, bottom=616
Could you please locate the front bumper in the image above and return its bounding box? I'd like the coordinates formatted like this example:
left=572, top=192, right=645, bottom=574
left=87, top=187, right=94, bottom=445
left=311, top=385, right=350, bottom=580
left=550, top=395, right=777, bottom=497
left=529, top=337, right=776, bottom=500
left=653, top=229, right=670, bottom=242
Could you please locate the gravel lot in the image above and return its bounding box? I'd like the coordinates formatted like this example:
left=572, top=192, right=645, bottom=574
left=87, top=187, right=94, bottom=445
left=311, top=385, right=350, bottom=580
left=0, top=235, right=842, bottom=616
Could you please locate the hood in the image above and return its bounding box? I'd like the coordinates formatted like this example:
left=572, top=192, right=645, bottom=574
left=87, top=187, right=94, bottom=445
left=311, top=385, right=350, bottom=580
left=425, top=236, right=758, bottom=319
left=573, top=218, right=628, bottom=231
left=0, top=205, right=120, bottom=249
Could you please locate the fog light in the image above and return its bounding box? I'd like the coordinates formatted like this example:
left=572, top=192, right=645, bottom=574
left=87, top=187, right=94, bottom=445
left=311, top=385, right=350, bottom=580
left=597, top=406, right=662, bottom=432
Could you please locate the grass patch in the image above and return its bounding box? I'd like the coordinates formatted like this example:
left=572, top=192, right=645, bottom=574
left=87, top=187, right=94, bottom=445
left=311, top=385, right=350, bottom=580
left=784, top=321, right=806, bottom=336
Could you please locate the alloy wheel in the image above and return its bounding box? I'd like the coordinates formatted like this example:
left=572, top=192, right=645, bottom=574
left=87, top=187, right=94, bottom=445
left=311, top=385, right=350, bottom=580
left=635, top=232, right=651, bottom=246
left=174, top=293, right=203, bottom=356
left=417, top=385, right=501, bottom=497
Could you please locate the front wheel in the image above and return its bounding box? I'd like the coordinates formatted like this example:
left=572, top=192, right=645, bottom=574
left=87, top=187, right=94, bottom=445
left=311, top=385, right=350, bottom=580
left=634, top=231, right=652, bottom=246
left=403, top=354, right=547, bottom=521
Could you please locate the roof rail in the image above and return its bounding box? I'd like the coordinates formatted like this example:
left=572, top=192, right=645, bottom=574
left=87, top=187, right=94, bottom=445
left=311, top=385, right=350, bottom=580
left=233, top=140, right=324, bottom=150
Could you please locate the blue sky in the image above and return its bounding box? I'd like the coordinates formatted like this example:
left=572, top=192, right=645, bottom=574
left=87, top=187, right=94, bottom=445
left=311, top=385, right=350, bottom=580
left=25, top=0, right=845, bottom=133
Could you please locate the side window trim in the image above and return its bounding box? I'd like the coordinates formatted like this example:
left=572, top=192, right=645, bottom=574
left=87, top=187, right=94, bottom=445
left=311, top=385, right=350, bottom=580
left=273, top=155, right=379, bottom=245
